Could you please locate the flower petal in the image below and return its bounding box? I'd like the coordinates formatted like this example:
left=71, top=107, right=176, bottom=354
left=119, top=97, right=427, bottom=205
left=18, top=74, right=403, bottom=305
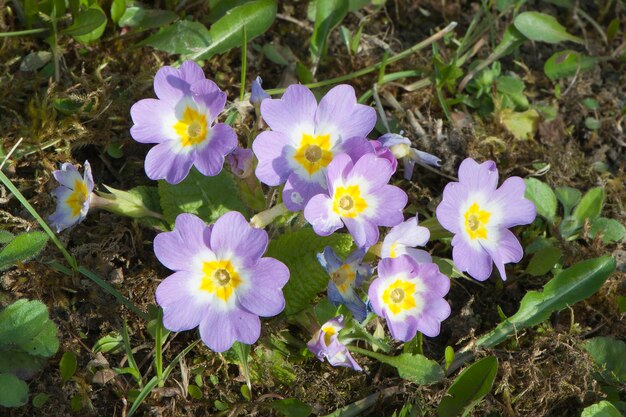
left=154, top=65, right=190, bottom=103
left=348, top=153, right=393, bottom=192
left=144, top=141, right=194, bottom=184
left=130, top=99, right=173, bottom=144
left=451, top=235, right=493, bottom=281
left=194, top=123, right=237, bottom=177
left=315, top=85, right=376, bottom=139
left=367, top=184, right=407, bottom=227
left=156, top=271, right=205, bottom=331
left=304, top=194, right=343, bottom=236
left=190, top=79, right=227, bottom=123
left=237, top=258, right=288, bottom=316
left=154, top=213, right=211, bottom=271
left=458, top=158, right=498, bottom=194
left=260, top=84, right=317, bottom=137
left=343, top=217, right=379, bottom=248
left=199, top=306, right=261, bottom=352
left=491, top=177, right=536, bottom=228
left=252, top=131, right=293, bottom=186
left=283, top=172, right=326, bottom=212
left=52, top=163, right=83, bottom=189
left=210, top=211, right=268, bottom=262
left=482, top=228, right=523, bottom=281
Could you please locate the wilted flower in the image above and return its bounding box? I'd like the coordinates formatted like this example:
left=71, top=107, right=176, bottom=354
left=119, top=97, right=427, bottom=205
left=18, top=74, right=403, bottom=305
left=317, top=247, right=371, bottom=322
left=304, top=153, right=407, bottom=248
left=368, top=256, right=450, bottom=341
left=49, top=161, right=94, bottom=232
left=130, top=60, right=237, bottom=184
left=253, top=84, right=375, bottom=211
left=307, top=315, right=362, bottom=371
left=226, top=147, right=254, bottom=179
left=250, top=76, right=270, bottom=105
left=377, top=133, right=441, bottom=180
left=154, top=212, right=289, bottom=352
left=435, top=158, right=536, bottom=281
left=370, top=140, right=397, bottom=172
left=381, top=216, right=431, bottom=264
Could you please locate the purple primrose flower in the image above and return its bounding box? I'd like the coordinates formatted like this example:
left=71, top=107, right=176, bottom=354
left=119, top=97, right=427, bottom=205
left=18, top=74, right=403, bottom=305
left=304, top=153, right=407, bottom=248
left=435, top=158, right=536, bottom=281
left=154, top=212, right=289, bottom=352
left=250, top=76, right=270, bottom=105
left=253, top=84, right=376, bottom=211
left=378, top=133, right=441, bottom=180
left=318, top=247, right=371, bottom=322
left=130, top=60, right=237, bottom=184
left=226, top=147, right=254, bottom=179
left=381, top=216, right=432, bottom=264
left=368, top=256, right=450, bottom=341
left=49, top=161, right=94, bottom=232
left=307, top=315, right=362, bottom=371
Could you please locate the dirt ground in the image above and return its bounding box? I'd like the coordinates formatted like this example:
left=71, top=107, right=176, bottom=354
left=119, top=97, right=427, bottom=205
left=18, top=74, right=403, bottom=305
left=1, top=1, right=625, bottom=416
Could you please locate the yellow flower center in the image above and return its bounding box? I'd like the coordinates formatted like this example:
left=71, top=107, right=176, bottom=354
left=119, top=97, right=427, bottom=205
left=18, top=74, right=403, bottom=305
left=332, top=185, right=367, bottom=218
left=173, top=106, right=208, bottom=147
left=389, top=242, right=399, bottom=258
left=65, top=179, right=89, bottom=217
left=199, top=259, right=242, bottom=302
left=321, top=324, right=336, bottom=345
left=464, top=202, right=491, bottom=240
left=293, top=133, right=333, bottom=175
left=382, top=279, right=417, bottom=315
left=331, top=264, right=356, bottom=293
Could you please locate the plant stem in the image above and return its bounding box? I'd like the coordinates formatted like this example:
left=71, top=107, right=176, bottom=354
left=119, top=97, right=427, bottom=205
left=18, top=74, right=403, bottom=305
left=0, top=28, right=48, bottom=37
left=155, top=309, right=164, bottom=386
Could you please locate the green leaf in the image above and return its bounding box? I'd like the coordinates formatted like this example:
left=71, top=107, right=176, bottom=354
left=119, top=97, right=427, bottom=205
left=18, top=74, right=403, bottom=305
left=0, top=350, right=47, bottom=379
left=555, top=186, right=581, bottom=216
left=92, top=333, right=123, bottom=354
left=352, top=348, right=444, bottom=385
left=141, top=20, right=211, bottom=55
left=59, top=351, right=78, bottom=382
left=585, top=117, right=601, bottom=130
left=581, top=401, right=622, bottom=417
left=513, top=12, right=583, bottom=44
left=188, top=384, right=202, bottom=399
left=0, top=230, right=14, bottom=245
left=526, top=245, right=562, bottom=276
left=119, top=7, right=178, bottom=31
left=0, top=299, right=59, bottom=357
left=193, top=0, right=277, bottom=59
left=524, top=178, right=557, bottom=222
left=72, top=5, right=107, bottom=44
left=158, top=168, right=247, bottom=225
left=0, top=373, right=29, bottom=407
left=582, top=337, right=626, bottom=382
left=496, top=75, right=528, bottom=110
left=573, top=187, right=604, bottom=224
left=110, top=0, right=126, bottom=24
left=499, top=108, right=539, bottom=140
left=476, top=256, right=616, bottom=349
left=544, top=50, right=599, bottom=81
left=271, top=398, right=313, bottom=417
left=437, top=356, right=498, bottom=417
left=445, top=346, right=455, bottom=370
left=61, top=7, right=107, bottom=37
left=32, top=392, right=51, bottom=408
left=310, top=0, right=349, bottom=60
left=589, top=218, right=625, bottom=243
left=266, top=229, right=353, bottom=315
left=0, top=231, right=48, bottom=271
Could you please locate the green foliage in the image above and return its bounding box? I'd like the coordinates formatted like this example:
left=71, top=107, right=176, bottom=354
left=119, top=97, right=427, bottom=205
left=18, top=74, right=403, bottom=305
left=71, top=5, right=107, bottom=44
left=267, top=229, right=353, bottom=315
left=555, top=186, right=581, bottom=216
left=352, top=347, right=444, bottom=385
left=271, top=398, right=313, bottom=417
left=499, top=108, right=539, bottom=139
left=544, top=50, right=600, bottom=81
left=92, top=333, right=123, bottom=354
left=582, top=337, right=626, bottom=383
left=437, top=356, right=498, bottom=417
left=581, top=401, right=622, bottom=417
left=0, top=373, right=29, bottom=408
left=0, top=231, right=48, bottom=271
left=59, top=351, right=77, bottom=382
left=158, top=169, right=247, bottom=225
left=60, top=6, right=107, bottom=42
left=193, top=0, right=277, bottom=59
left=589, top=218, right=625, bottom=243
left=526, top=246, right=562, bottom=276
left=573, top=187, right=604, bottom=225
left=476, top=256, right=616, bottom=349
left=140, top=21, right=211, bottom=55
left=310, top=0, right=349, bottom=61
left=119, top=7, right=178, bottom=31
left=524, top=178, right=557, bottom=223
left=513, top=12, right=583, bottom=44
left=0, top=300, right=59, bottom=408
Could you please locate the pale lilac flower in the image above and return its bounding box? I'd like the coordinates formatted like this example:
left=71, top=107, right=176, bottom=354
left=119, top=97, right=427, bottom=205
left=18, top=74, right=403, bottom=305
left=368, top=256, right=450, bottom=341
left=253, top=84, right=376, bottom=211
left=154, top=212, right=289, bottom=352
left=378, top=133, right=441, bottom=180
left=370, top=140, right=397, bottom=172
left=49, top=161, right=94, bottom=232
left=435, top=158, right=536, bottom=281
left=307, top=315, right=362, bottom=371
left=250, top=76, right=270, bottom=105
left=304, top=153, right=407, bottom=248
left=226, top=147, right=254, bottom=179
left=317, top=247, right=371, bottom=322
left=381, top=216, right=432, bottom=264
left=130, top=60, right=237, bottom=184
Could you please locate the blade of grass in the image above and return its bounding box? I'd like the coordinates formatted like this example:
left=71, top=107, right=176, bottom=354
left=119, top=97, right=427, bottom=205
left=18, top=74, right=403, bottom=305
left=240, top=26, right=247, bottom=102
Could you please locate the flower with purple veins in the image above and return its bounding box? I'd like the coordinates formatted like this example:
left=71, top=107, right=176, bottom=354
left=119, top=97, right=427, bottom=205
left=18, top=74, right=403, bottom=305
left=253, top=84, right=376, bottom=211
left=368, top=256, right=450, bottom=341
left=307, top=315, right=362, bottom=371
left=435, top=158, right=536, bottom=281
left=381, top=216, right=432, bottom=264
left=377, top=133, right=441, bottom=180
left=154, top=211, right=289, bottom=352
left=49, top=161, right=94, bottom=232
left=130, top=60, right=237, bottom=184
left=304, top=153, right=407, bottom=248
left=226, top=147, right=254, bottom=179
left=317, top=247, right=371, bottom=322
